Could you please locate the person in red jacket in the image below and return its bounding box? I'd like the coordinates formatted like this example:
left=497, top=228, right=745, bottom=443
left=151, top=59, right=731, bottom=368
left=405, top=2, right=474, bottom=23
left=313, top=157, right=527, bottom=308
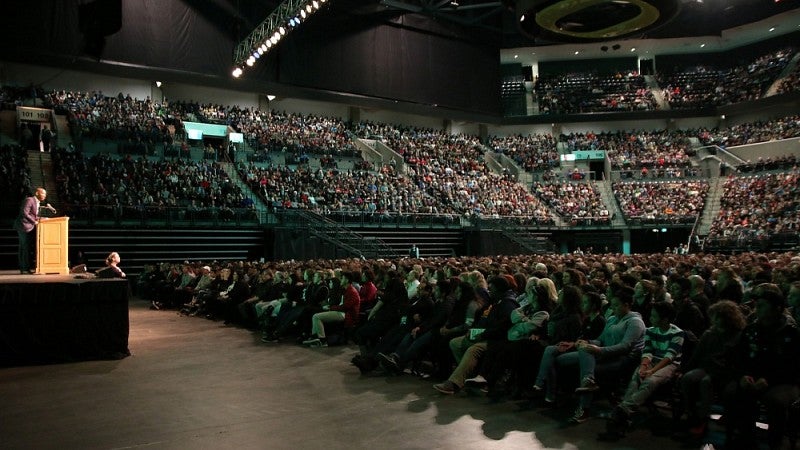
left=304, top=270, right=361, bottom=347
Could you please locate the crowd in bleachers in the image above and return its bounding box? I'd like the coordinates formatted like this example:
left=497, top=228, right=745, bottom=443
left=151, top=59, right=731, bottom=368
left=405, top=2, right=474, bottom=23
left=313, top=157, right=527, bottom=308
left=227, top=108, right=359, bottom=158
left=613, top=180, right=709, bottom=224
left=777, top=60, right=800, bottom=94
left=660, top=48, right=795, bottom=109
left=560, top=129, right=694, bottom=170
left=6, top=82, right=800, bottom=239
left=489, top=133, right=559, bottom=172
left=708, top=170, right=800, bottom=243
left=139, top=250, right=800, bottom=449
left=238, top=159, right=555, bottom=223
left=698, top=114, right=800, bottom=148
left=536, top=70, right=657, bottom=115
left=736, top=155, right=798, bottom=173
left=532, top=181, right=610, bottom=225
left=45, top=90, right=176, bottom=152
left=51, top=148, right=255, bottom=222
left=0, top=144, right=33, bottom=206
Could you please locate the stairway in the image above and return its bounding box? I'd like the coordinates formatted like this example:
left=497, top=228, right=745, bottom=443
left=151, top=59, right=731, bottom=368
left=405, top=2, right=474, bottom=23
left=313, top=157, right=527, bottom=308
left=218, top=161, right=271, bottom=224
left=596, top=179, right=626, bottom=226
left=279, top=209, right=400, bottom=259
left=643, top=75, right=670, bottom=110
left=765, top=53, right=800, bottom=97
left=497, top=226, right=556, bottom=254
left=52, top=113, right=72, bottom=148
left=26, top=150, right=59, bottom=205
left=695, top=176, right=727, bottom=236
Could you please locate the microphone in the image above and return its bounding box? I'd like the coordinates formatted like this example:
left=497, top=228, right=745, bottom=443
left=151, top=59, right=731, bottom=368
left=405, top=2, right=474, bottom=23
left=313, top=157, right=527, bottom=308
left=45, top=203, right=57, bottom=214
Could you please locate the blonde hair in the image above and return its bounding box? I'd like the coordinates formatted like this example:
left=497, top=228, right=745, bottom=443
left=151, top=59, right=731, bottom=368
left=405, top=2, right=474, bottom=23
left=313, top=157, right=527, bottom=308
left=106, top=252, right=120, bottom=265
left=468, top=270, right=488, bottom=290
left=538, top=278, right=558, bottom=303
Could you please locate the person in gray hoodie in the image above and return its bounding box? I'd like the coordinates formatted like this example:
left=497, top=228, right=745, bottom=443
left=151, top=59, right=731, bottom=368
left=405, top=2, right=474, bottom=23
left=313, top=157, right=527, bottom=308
left=556, top=280, right=646, bottom=424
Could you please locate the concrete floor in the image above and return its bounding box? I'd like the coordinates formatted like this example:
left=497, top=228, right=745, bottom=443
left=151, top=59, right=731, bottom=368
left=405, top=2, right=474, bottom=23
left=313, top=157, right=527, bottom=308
left=0, top=299, right=699, bottom=450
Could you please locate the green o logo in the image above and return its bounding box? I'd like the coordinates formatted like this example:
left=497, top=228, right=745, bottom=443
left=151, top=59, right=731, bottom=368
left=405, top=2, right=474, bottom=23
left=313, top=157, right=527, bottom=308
left=536, top=0, right=661, bottom=39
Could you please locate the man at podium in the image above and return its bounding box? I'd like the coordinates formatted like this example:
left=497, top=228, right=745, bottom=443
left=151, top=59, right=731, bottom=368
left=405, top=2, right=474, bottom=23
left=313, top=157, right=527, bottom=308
left=13, top=187, right=47, bottom=274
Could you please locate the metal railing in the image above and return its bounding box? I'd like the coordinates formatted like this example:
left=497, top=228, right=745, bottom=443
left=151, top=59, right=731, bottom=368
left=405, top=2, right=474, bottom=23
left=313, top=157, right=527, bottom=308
left=57, top=203, right=261, bottom=227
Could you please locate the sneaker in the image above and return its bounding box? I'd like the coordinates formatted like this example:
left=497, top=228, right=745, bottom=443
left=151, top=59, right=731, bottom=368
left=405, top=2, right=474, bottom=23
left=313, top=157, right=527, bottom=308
left=377, top=353, right=400, bottom=372
left=433, top=381, right=460, bottom=395
left=575, top=377, right=600, bottom=393
left=606, top=407, right=630, bottom=434
left=304, top=338, right=328, bottom=348
left=465, top=375, right=488, bottom=385
left=261, top=333, right=279, bottom=343
left=569, top=406, right=590, bottom=424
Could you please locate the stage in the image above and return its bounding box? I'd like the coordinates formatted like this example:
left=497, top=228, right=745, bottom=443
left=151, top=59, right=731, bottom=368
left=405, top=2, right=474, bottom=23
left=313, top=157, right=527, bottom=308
left=0, top=270, right=130, bottom=366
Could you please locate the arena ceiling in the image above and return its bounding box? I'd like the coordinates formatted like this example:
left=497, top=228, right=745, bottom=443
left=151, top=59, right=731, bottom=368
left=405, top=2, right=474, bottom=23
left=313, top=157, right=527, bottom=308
left=210, top=0, right=800, bottom=48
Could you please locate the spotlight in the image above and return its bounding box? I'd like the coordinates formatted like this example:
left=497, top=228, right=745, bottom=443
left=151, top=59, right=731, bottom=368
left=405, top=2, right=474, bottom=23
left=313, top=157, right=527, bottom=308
left=279, top=26, right=286, bottom=35
left=270, top=35, right=278, bottom=44
left=232, top=67, right=242, bottom=78
left=300, top=9, right=307, bottom=19
left=313, top=0, right=320, bottom=9
left=246, top=58, right=254, bottom=67
left=155, top=81, right=162, bottom=88
left=306, top=4, right=312, bottom=13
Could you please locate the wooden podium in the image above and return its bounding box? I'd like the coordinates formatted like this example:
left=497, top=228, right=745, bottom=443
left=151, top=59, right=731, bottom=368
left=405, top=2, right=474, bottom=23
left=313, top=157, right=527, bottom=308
left=36, top=216, right=69, bottom=275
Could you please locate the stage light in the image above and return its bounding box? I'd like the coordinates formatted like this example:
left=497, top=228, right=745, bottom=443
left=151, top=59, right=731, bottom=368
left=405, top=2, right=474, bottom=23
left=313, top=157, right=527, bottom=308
left=155, top=81, right=162, bottom=87
left=520, top=14, right=526, bottom=22
left=246, top=58, right=254, bottom=67
left=232, top=67, right=243, bottom=78
left=234, top=0, right=332, bottom=73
